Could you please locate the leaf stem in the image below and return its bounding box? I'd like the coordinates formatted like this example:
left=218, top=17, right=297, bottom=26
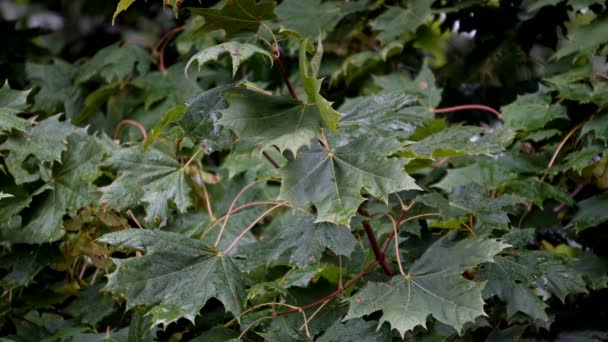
left=113, top=119, right=147, bottom=142
left=214, top=177, right=273, bottom=247
left=262, top=151, right=280, bottom=168
left=223, top=203, right=286, bottom=254
left=434, top=104, right=501, bottom=117
left=358, top=207, right=394, bottom=276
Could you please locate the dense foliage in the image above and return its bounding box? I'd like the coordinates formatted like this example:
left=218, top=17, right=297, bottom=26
left=1, top=0, right=608, bottom=340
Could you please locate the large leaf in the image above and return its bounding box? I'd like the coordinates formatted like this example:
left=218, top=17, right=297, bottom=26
left=276, top=0, right=371, bottom=37
left=0, top=114, right=86, bottom=184
left=189, top=0, right=277, bottom=38
left=26, top=60, right=84, bottom=118
left=99, top=229, right=247, bottom=327
left=371, top=1, right=433, bottom=45
left=185, top=42, right=272, bottom=78
left=278, top=133, right=420, bottom=225
left=266, top=214, right=358, bottom=268
left=100, top=146, right=193, bottom=223
left=218, top=84, right=325, bottom=154
left=476, top=251, right=586, bottom=323
left=346, top=234, right=508, bottom=336
left=0, top=244, right=62, bottom=289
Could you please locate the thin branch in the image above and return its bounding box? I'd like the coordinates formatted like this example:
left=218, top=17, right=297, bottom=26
left=262, top=151, right=280, bottom=169
left=153, top=25, right=186, bottom=73
left=113, top=119, right=147, bottom=142
left=272, top=43, right=298, bottom=100
left=275, top=260, right=380, bottom=317
left=197, top=167, right=215, bottom=219
left=383, top=212, right=442, bottom=254
left=358, top=207, right=394, bottom=276
left=223, top=203, right=286, bottom=254
left=387, top=215, right=406, bottom=276
left=434, top=104, right=501, bottom=117
left=127, top=209, right=143, bottom=229
left=540, top=121, right=586, bottom=181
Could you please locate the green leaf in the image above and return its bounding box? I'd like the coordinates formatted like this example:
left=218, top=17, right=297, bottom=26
left=266, top=214, right=358, bottom=268
left=405, top=126, right=516, bottom=159
left=76, top=44, right=153, bottom=83
left=500, top=93, right=568, bottom=132
left=418, top=184, right=526, bottom=231
left=554, top=16, right=608, bottom=59
left=144, top=105, right=187, bottom=149
left=476, top=251, right=586, bottom=322
left=317, top=317, right=391, bottom=342
left=219, top=84, right=326, bottom=154
left=346, top=234, right=508, bottom=336
left=0, top=114, right=86, bottom=184
left=177, top=84, right=236, bottom=153
left=112, top=0, right=136, bottom=24
left=185, top=42, right=273, bottom=78
left=0, top=81, right=30, bottom=132
left=279, top=134, right=420, bottom=225
left=26, top=60, right=84, bottom=118
left=371, top=1, right=433, bottom=45
left=299, top=39, right=342, bottom=130
left=64, top=284, right=116, bottom=325
left=2, top=135, right=106, bottom=243
left=339, top=90, right=434, bottom=139
left=99, top=229, right=247, bottom=327
left=0, top=245, right=62, bottom=289
left=189, top=0, right=277, bottom=38
left=571, top=193, right=608, bottom=232
left=581, top=113, right=608, bottom=141
left=100, top=146, right=193, bottom=223
left=276, top=0, right=371, bottom=38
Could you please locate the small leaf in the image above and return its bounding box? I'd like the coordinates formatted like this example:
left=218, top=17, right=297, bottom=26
left=100, top=146, right=193, bottom=223
left=189, top=0, right=277, bottom=38
left=112, top=0, right=137, bottom=24
left=554, top=16, right=608, bottom=59
left=0, top=81, right=30, bottom=132
left=99, top=229, right=247, bottom=328
left=185, top=42, right=273, bottom=78
left=144, top=105, right=187, bottom=149
left=371, top=1, right=433, bottom=45
left=346, top=234, right=508, bottom=336
left=571, top=193, right=608, bottom=232
left=500, top=93, right=568, bottom=132
left=299, top=39, right=342, bottom=130
left=276, top=0, right=371, bottom=38
left=406, top=126, right=516, bottom=159
left=476, top=251, right=586, bottom=322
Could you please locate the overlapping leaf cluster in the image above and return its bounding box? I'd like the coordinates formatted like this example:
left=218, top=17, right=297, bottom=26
left=1, top=0, right=608, bottom=340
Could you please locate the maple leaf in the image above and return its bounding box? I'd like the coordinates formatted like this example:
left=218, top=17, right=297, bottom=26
left=346, top=234, right=508, bottom=337
left=100, top=229, right=247, bottom=327
left=266, top=214, right=358, bottom=268
left=100, top=146, right=193, bottom=223
left=186, top=41, right=272, bottom=78
left=0, top=81, right=30, bottom=133
left=189, top=0, right=277, bottom=38
left=219, top=83, right=326, bottom=154
left=278, top=132, right=420, bottom=225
